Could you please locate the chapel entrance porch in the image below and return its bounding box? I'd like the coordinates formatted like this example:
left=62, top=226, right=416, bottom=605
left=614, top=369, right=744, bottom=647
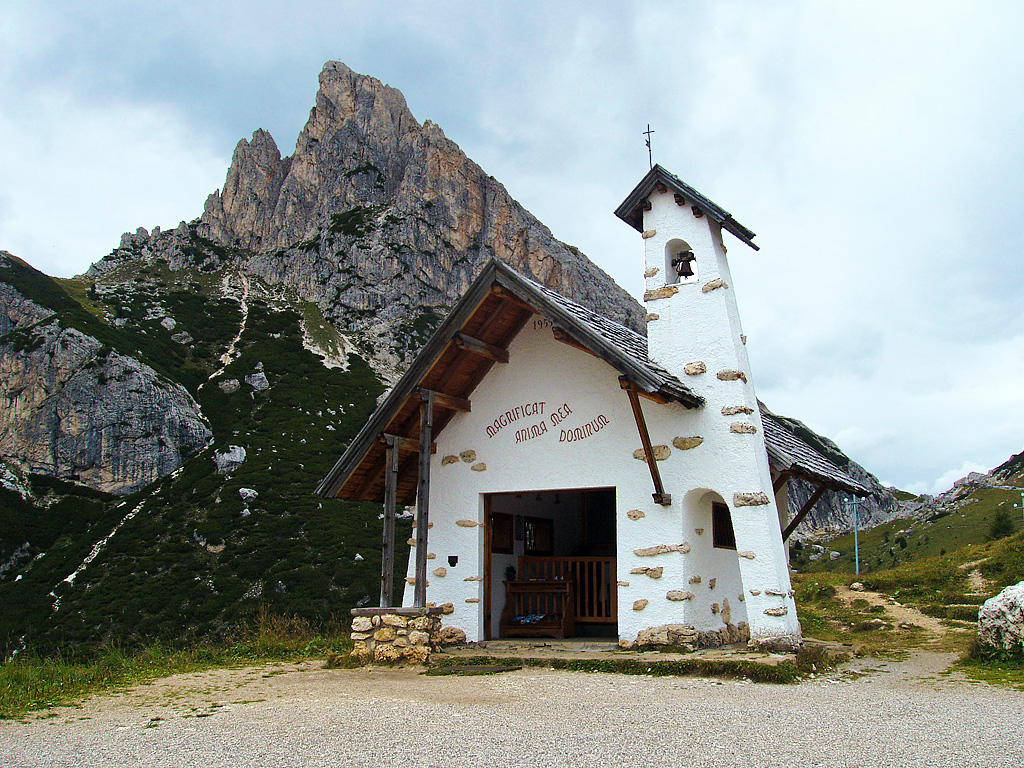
left=483, top=488, right=617, bottom=640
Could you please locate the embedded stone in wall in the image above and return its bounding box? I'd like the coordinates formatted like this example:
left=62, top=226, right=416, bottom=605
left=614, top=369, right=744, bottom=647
left=711, top=603, right=720, bottom=614
left=708, top=578, right=716, bottom=590
left=464, top=576, right=482, bottom=581
left=408, top=631, right=430, bottom=646
left=644, top=266, right=660, bottom=278
left=701, top=278, right=728, bottom=293
left=627, top=509, right=645, bottom=521
left=740, top=334, right=747, bottom=345
left=403, top=646, right=430, bottom=664
left=382, top=614, right=408, bottom=628
left=411, top=521, right=433, bottom=529
left=635, top=624, right=699, bottom=649
left=734, top=492, right=770, bottom=507
left=689, top=575, right=702, bottom=584
left=630, top=566, right=664, bottom=579
left=672, top=436, right=704, bottom=450
left=717, top=369, right=748, bottom=382
left=465, top=597, right=480, bottom=603
left=426, top=553, right=436, bottom=559
left=645, top=313, right=660, bottom=322
left=684, top=361, right=707, bottom=376
left=407, top=538, right=416, bottom=547
left=393, top=637, right=408, bottom=648
left=642, top=230, right=658, bottom=240
left=436, top=626, right=467, bottom=645
left=460, top=450, right=477, bottom=463
left=440, top=603, right=455, bottom=615
left=617, top=581, right=630, bottom=587
left=738, top=593, right=744, bottom=602
left=749, top=589, right=761, bottom=596
left=374, top=645, right=402, bottom=663
left=442, top=455, right=459, bottom=465
left=722, top=598, right=732, bottom=624
left=730, top=422, right=758, bottom=434
left=666, top=591, right=695, bottom=601
left=352, top=617, right=372, bottom=633
left=764, top=606, right=789, bottom=616
left=432, top=567, right=447, bottom=578
left=405, top=576, right=416, bottom=585
left=695, top=528, right=704, bottom=535
left=722, top=405, right=754, bottom=416
left=765, top=588, right=787, bottom=597
left=374, top=627, right=397, bottom=642
left=644, top=285, right=679, bottom=301
left=634, top=543, right=690, bottom=557
left=633, top=599, right=649, bottom=611
left=633, top=445, right=671, bottom=461
left=737, top=551, right=756, bottom=559
left=456, top=520, right=480, bottom=527
left=410, top=616, right=434, bottom=630
left=471, top=463, right=487, bottom=472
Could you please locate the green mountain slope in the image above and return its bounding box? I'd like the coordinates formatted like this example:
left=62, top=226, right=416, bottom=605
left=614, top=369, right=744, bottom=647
left=1, top=254, right=412, bottom=655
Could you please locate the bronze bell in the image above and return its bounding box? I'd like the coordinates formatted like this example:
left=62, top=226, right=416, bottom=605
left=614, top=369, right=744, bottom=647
left=672, top=250, right=696, bottom=277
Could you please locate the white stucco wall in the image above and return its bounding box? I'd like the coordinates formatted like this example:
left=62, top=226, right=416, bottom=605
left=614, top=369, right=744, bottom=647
left=400, top=310, right=798, bottom=646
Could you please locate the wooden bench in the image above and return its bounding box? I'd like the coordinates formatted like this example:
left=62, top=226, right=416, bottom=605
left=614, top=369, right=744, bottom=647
left=499, top=579, right=576, bottom=639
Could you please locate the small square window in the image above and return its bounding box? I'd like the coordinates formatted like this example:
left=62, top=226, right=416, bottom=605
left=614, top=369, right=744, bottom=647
left=712, top=502, right=736, bottom=550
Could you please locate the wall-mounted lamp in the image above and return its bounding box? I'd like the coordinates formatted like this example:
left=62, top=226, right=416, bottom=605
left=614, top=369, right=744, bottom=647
left=448, top=555, right=458, bottom=568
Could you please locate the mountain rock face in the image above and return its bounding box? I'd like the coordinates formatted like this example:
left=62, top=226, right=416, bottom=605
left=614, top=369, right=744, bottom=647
left=89, top=61, right=643, bottom=380
left=0, top=265, right=211, bottom=495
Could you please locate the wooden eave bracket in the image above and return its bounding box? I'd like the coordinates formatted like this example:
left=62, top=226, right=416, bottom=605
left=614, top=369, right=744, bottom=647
left=454, top=332, right=509, bottom=363
left=415, top=388, right=471, bottom=413
left=379, top=433, right=437, bottom=455
left=621, top=377, right=671, bottom=507
left=782, top=484, right=827, bottom=541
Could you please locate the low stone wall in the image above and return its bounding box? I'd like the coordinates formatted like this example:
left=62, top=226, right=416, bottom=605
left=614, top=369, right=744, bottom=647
left=350, top=607, right=467, bottom=664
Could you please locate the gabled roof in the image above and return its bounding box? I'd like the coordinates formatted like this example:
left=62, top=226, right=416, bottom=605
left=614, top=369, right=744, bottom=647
left=316, top=259, right=703, bottom=503
left=316, top=258, right=868, bottom=503
left=614, top=165, right=759, bottom=251
left=760, top=406, right=870, bottom=496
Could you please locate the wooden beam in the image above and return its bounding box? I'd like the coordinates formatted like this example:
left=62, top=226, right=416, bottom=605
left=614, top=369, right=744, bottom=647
left=552, top=327, right=600, bottom=358
left=490, top=285, right=537, bottom=315
left=380, top=434, right=437, bottom=455
left=454, top=332, right=509, bottom=364
left=380, top=435, right=399, bottom=608
left=618, top=376, right=672, bottom=405
left=414, top=391, right=434, bottom=607
left=782, top=485, right=827, bottom=541
left=772, top=471, right=793, bottom=495
left=416, top=388, right=471, bottom=413
left=624, top=385, right=671, bottom=506
left=353, top=457, right=385, bottom=502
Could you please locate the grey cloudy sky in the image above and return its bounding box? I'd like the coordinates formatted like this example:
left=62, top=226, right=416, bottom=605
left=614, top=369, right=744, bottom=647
left=2, top=1, right=1022, bottom=495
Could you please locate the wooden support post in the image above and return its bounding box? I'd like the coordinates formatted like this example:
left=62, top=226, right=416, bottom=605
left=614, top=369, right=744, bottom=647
left=454, top=332, right=509, bottom=364
left=623, top=381, right=671, bottom=506
left=782, top=485, right=828, bottom=541
left=381, top=434, right=437, bottom=454
left=414, top=389, right=434, bottom=607
left=772, top=471, right=792, bottom=495
left=380, top=435, right=399, bottom=607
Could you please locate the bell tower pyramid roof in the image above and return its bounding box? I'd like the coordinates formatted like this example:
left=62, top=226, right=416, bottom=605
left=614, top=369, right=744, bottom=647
left=614, top=164, right=759, bottom=251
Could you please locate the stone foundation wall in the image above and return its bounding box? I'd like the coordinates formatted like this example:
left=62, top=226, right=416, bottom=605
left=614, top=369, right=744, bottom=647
left=349, top=607, right=467, bottom=664
left=625, top=621, right=751, bottom=651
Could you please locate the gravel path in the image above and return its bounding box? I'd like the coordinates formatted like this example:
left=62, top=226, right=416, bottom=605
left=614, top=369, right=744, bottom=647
left=2, top=652, right=1021, bottom=768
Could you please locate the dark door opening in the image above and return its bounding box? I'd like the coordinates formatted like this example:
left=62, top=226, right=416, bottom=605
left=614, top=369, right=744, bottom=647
left=484, top=488, right=617, bottom=640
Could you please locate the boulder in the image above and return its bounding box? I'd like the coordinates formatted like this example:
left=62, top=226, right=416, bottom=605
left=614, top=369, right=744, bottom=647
left=978, top=581, right=1024, bottom=653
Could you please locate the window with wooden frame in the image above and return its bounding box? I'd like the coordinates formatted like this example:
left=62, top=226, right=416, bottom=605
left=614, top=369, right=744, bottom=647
left=491, top=512, right=513, bottom=554
left=524, top=516, right=554, bottom=556
left=712, top=502, right=736, bottom=550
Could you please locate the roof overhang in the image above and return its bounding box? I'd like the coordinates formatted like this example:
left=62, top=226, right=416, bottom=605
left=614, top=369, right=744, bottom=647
left=614, top=165, right=759, bottom=251
left=316, top=259, right=703, bottom=504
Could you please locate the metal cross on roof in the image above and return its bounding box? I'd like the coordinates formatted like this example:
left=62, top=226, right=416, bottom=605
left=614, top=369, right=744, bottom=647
left=643, top=124, right=655, bottom=169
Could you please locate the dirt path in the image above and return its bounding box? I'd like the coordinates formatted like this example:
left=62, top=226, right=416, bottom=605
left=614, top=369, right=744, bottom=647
left=834, top=584, right=949, bottom=640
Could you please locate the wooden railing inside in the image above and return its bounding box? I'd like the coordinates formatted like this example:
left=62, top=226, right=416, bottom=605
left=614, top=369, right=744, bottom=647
left=518, top=556, right=617, bottom=624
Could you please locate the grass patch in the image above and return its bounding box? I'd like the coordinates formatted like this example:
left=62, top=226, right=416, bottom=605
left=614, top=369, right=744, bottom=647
left=956, top=640, right=1024, bottom=690
left=0, top=609, right=352, bottom=719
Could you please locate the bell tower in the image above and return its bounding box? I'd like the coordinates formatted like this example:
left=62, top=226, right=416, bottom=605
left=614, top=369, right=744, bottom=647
left=615, top=166, right=802, bottom=650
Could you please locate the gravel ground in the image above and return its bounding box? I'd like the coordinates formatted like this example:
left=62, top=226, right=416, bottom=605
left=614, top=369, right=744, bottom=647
left=2, top=651, right=1021, bottom=768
